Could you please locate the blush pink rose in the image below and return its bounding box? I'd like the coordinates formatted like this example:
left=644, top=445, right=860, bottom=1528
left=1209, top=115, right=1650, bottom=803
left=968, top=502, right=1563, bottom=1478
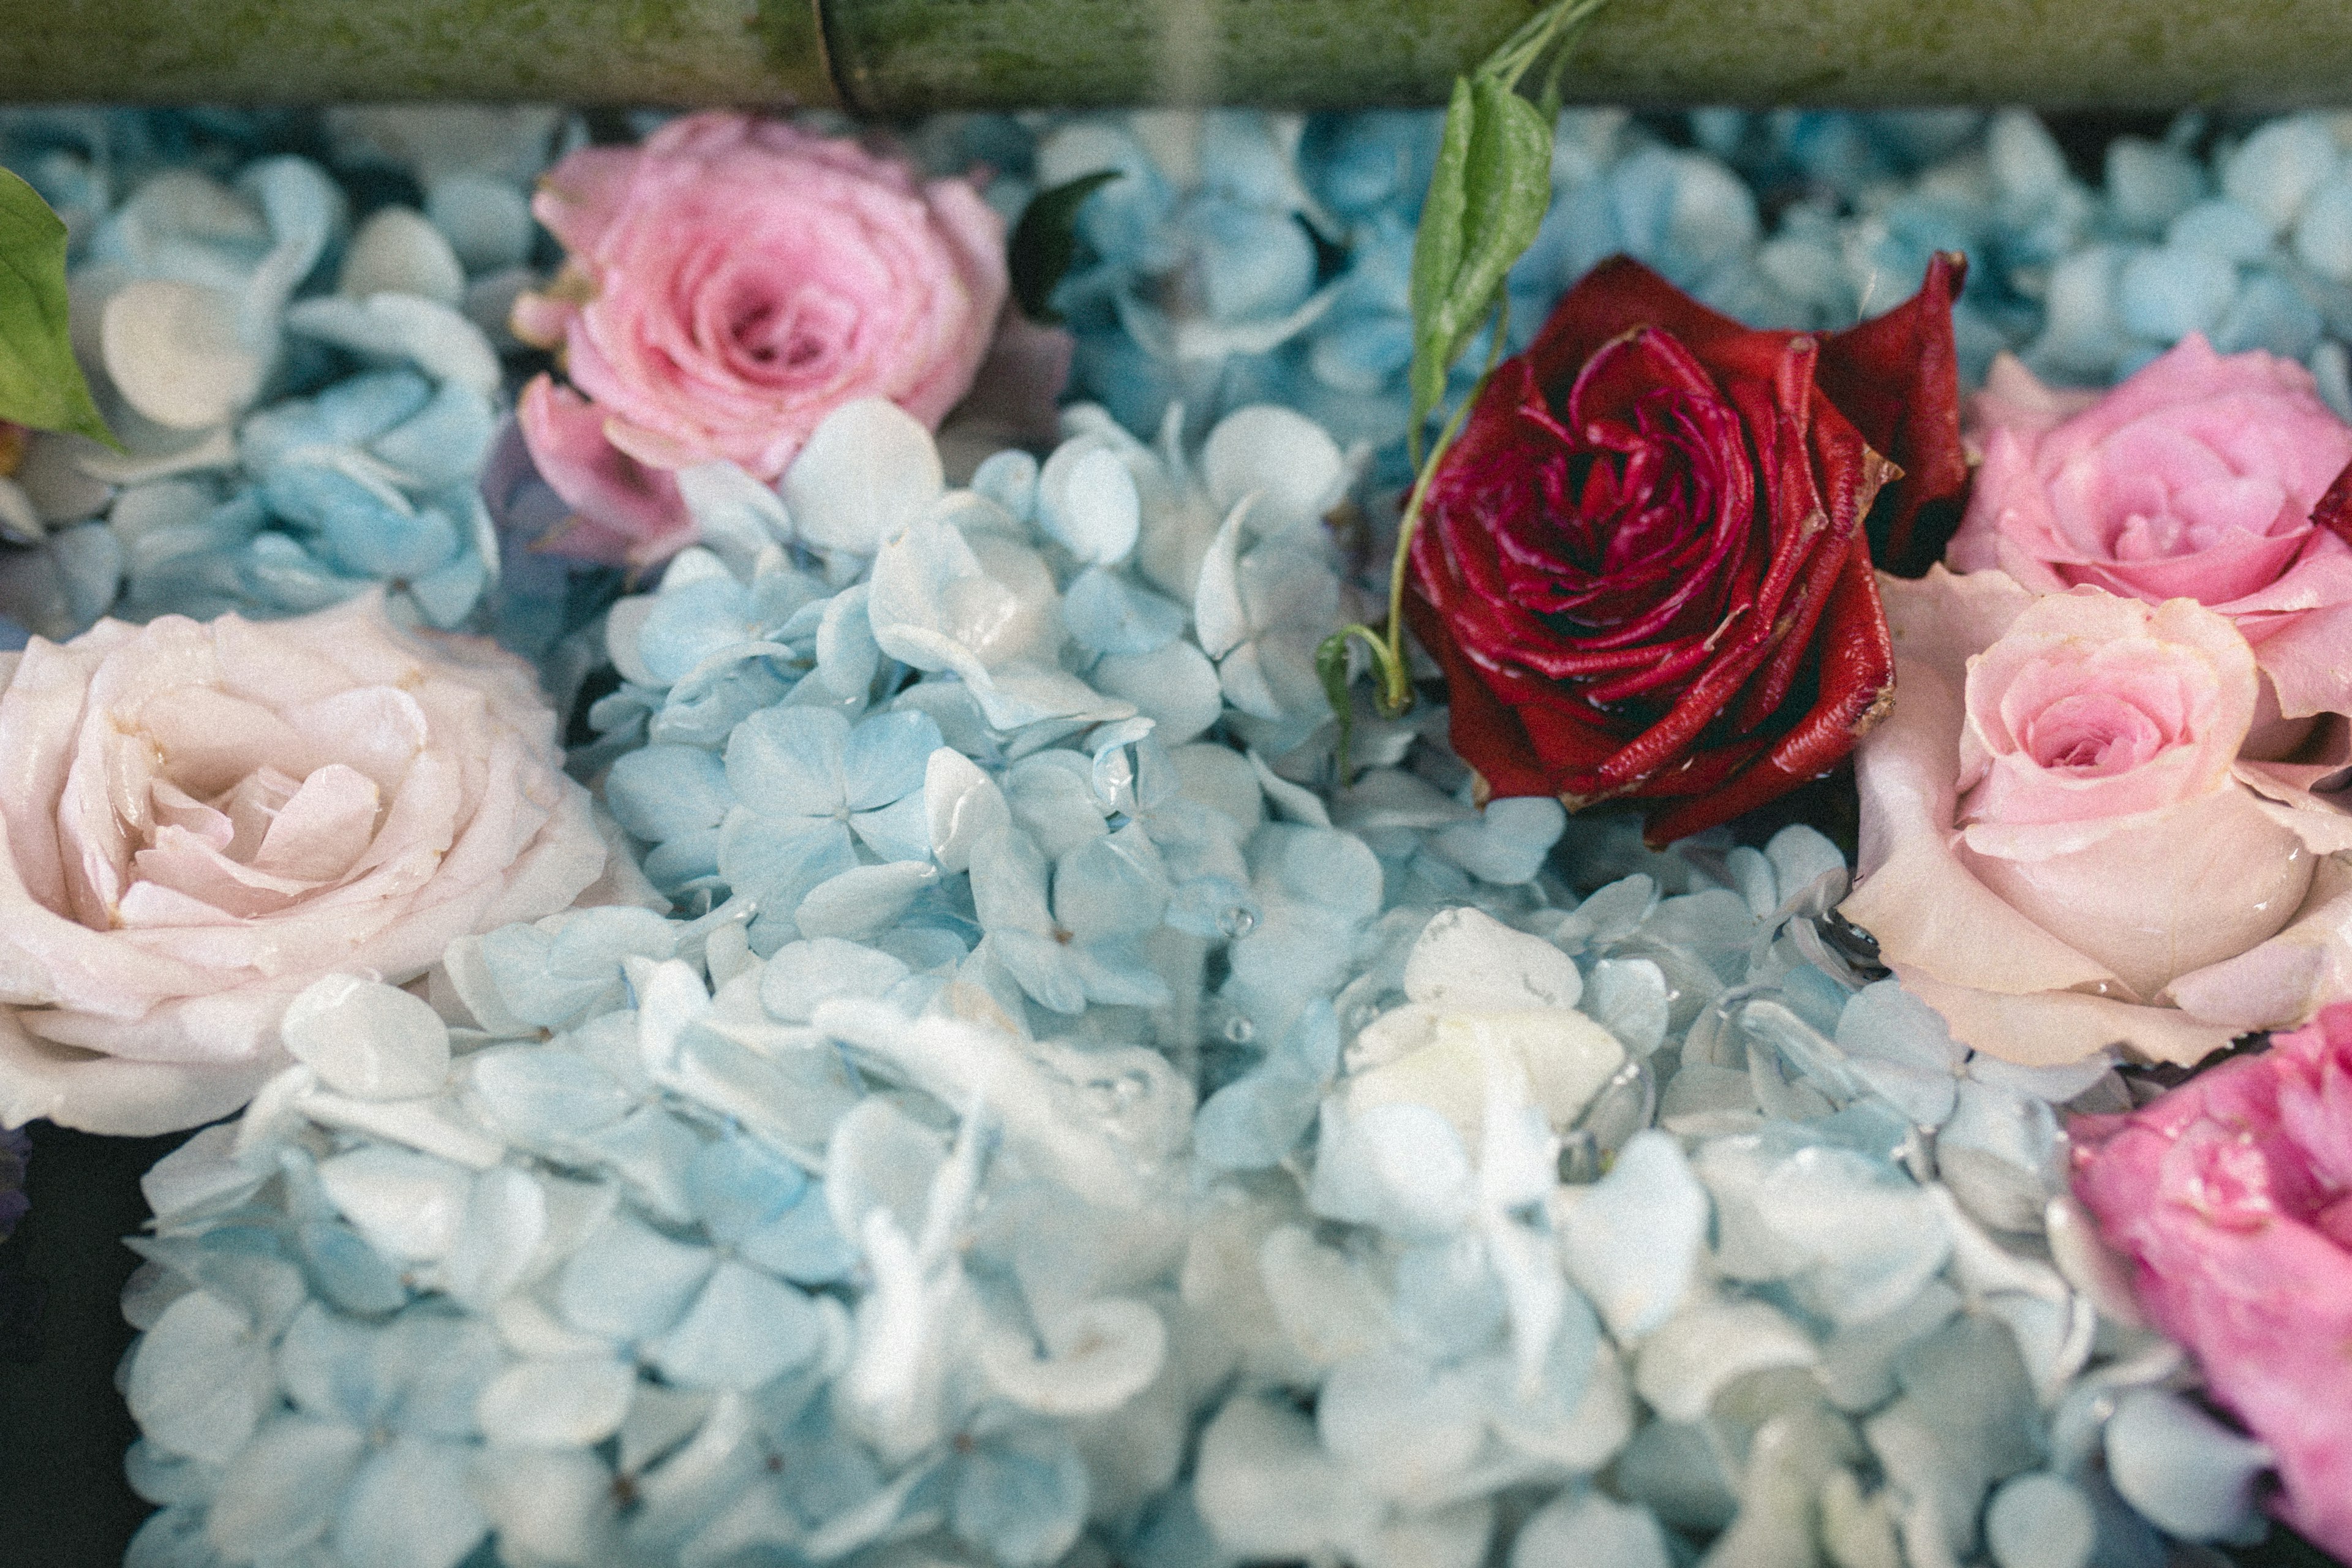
left=0, top=594, right=608, bottom=1135
left=1950, top=334, right=2352, bottom=732
left=1842, top=570, right=2352, bottom=1067
left=512, top=112, right=1009, bottom=567
left=2071, top=1005, right=2352, bottom=1556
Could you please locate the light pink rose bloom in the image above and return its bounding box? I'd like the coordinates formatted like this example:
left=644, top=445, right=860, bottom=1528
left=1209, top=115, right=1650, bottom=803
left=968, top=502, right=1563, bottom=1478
left=1842, top=570, right=2352, bottom=1066
left=1950, top=335, right=2352, bottom=731
left=512, top=111, right=1009, bottom=567
left=0, top=595, right=608, bottom=1135
left=2071, top=1005, right=2352, bottom=1557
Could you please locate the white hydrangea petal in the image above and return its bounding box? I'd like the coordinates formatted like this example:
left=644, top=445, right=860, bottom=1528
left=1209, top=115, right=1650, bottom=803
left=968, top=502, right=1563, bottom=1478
left=102, top=280, right=263, bottom=430
left=782, top=399, right=944, bottom=556
left=1559, top=1131, right=1707, bottom=1342
left=127, top=1292, right=274, bottom=1466
left=205, top=1415, right=366, bottom=1561
left=1038, top=442, right=1142, bottom=565
left=2103, top=1390, right=2274, bottom=1543
left=281, top=974, right=452, bottom=1101
left=332, top=1438, right=488, bottom=1568
left=477, top=1355, right=636, bottom=1448
left=285, top=293, right=499, bottom=395
left=1202, top=404, right=1346, bottom=537
left=1403, top=907, right=1583, bottom=1012
left=979, top=1297, right=1168, bottom=1416
left=650, top=1261, right=832, bottom=1390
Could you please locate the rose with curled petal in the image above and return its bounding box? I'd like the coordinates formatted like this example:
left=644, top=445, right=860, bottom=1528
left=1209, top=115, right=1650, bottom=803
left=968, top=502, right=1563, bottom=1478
left=1951, top=336, right=2352, bottom=745
left=2071, top=1005, right=2352, bottom=1557
left=0, top=593, right=607, bottom=1135
left=1843, top=571, right=2352, bottom=1068
left=1405, top=254, right=1967, bottom=847
left=511, top=112, right=1009, bottom=567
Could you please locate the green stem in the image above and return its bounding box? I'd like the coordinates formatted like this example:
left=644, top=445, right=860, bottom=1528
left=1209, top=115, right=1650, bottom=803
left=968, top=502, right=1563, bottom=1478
left=1375, top=292, right=1512, bottom=717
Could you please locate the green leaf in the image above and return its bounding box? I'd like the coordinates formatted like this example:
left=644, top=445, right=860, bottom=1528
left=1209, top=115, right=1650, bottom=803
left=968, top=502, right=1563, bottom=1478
left=1008, top=170, right=1123, bottom=325
left=1406, top=77, right=1477, bottom=430
left=0, top=168, right=116, bottom=448
left=1405, top=77, right=1554, bottom=439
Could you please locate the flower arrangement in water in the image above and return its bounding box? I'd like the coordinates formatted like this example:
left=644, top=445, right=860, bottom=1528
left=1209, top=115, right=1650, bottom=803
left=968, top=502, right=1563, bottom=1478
left=2, top=41, right=2352, bottom=1568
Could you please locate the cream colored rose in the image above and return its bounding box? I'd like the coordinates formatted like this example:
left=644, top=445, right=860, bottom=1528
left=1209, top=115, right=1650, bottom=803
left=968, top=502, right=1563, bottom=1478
left=1843, top=570, right=2352, bottom=1067
left=0, top=594, right=607, bottom=1133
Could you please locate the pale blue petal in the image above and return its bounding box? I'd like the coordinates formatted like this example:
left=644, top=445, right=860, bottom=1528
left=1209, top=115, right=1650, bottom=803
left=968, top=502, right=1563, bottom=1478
left=840, top=709, right=944, bottom=810
left=205, top=1415, right=365, bottom=1562
left=1560, top=1131, right=1707, bottom=1341
left=717, top=812, right=858, bottom=911
left=1053, top=823, right=1171, bottom=940
left=557, top=1216, right=715, bottom=1342
left=468, top=1046, right=632, bottom=1141
left=650, top=1261, right=830, bottom=1390
left=972, top=449, right=1039, bottom=520
left=760, top=937, right=912, bottom=1023
left=606, top=744, right=734, bottom=844
left=726, top=705, right=851, bottom=813
left=794, top=861, right=938, bottom=943
left=952, top=1425, right=1089, bottom=1567
left=1194, top=1071, right=1321, bottom=1169
left=640, top=577, right=758, bottom=687
left=1064, top=565, right=1186, bottom=655
left=333, top=1438, right=488, bottom=1568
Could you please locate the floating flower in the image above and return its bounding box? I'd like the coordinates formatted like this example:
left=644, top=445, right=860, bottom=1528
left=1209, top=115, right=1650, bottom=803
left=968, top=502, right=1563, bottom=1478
left=512, top=112, right=1008, bottom=567
left=0, top=592, right=606, bottom=1134
left=1844, top=571, right=2352, bottom=1066
left=2072, top=1004, right=2352, bottom=1556
left=1952, top=335, right=2352, bottom=736
left=1406, top=254, right=1967, bottom=846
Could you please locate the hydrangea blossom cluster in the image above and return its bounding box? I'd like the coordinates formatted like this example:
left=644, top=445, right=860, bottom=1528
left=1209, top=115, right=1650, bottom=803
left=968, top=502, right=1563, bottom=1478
left=993, top=107, right=2352, bottom=487
left=112, top=398, right=2282, bottom=1568
left=0, top=108, right=553, bottom=641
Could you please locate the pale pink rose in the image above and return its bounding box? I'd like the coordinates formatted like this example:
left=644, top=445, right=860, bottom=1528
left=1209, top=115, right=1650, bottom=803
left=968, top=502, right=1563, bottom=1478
left=1842, top=570, right=2352, bottom=1067
left=512, top=112, right=1009, bottom=567
left=1950, top=335, right=2352, bottom=729
left=2071, top=1005, right=2352, bottom=1556
left=0, top=594, right=607, bottom=1135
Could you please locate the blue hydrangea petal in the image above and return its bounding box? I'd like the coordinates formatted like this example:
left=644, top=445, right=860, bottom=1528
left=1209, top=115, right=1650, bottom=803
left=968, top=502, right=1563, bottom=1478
left=333, top=1437, right=489, bottom=1568
left=558, top=1216, right=716, bottom=1343
left=1063, top=565, right=1185, bottom=655
left=951, top=1424, right=1090, bottom=1567
left=726, top=705, right=851, bottom=813
left=606, top=744, right=735, bottom=845
left=650, top=1261, right=832, bottom=1391
left=205, top=1415, right=366, bottom=1562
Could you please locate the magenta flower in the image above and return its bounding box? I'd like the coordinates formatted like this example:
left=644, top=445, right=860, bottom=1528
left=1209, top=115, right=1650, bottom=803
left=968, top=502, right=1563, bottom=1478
left=2071, top=1006, right=2352, bottom=1555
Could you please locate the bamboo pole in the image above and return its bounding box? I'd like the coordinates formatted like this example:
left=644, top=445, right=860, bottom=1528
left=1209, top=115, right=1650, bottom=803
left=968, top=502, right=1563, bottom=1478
left=1, top=0, right=2349, bottom=109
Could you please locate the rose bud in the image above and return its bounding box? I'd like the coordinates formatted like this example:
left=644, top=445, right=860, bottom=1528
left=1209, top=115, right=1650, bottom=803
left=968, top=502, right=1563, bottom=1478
left=1405, top=254, right=1967, bottom=845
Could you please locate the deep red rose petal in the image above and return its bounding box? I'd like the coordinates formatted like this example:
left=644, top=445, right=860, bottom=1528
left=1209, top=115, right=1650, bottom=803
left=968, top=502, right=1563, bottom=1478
left=1814, top=250, right=1969, bottom=575
left=2313, top=457, right=2352, bottom=548
left=1642, top=541, right=1894, bottom=845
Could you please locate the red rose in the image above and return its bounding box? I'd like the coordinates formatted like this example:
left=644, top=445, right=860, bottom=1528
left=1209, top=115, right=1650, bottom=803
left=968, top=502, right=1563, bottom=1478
left=1406, top=254, right=1967, bottom=845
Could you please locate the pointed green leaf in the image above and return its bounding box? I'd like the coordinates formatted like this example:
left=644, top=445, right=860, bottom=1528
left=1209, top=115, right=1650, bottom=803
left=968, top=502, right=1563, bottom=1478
left=1009, top=169, right=1123, bottom=325
left=1406, top=76, right=1477, bottom=430
left=0, top=168, right=116, bottom=448
left=1432, top=77, right=1553, bottom=374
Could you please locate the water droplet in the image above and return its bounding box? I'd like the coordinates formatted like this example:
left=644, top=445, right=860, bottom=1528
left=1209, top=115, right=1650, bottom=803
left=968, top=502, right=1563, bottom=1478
left=1216, top=905, right=1258, bottom=940
left=1222, top=1014, right=1256, bottom=1045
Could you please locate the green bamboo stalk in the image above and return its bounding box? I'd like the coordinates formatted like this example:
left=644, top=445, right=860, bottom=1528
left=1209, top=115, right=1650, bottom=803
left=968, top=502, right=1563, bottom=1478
left=1, top=0, right=2350, bottom=108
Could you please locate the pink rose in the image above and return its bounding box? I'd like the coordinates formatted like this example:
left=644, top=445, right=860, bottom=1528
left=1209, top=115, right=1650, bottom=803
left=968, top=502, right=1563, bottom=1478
left=512, top=112, right=1009, bottom=567
left=0, top=595, right=608, bottom=1134
left=1950, top=334, right=2352, bottom=734
left=2071, top=1005, right=2352, bottom=1557
left=1842, top=570, right=2352, bottom=1066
